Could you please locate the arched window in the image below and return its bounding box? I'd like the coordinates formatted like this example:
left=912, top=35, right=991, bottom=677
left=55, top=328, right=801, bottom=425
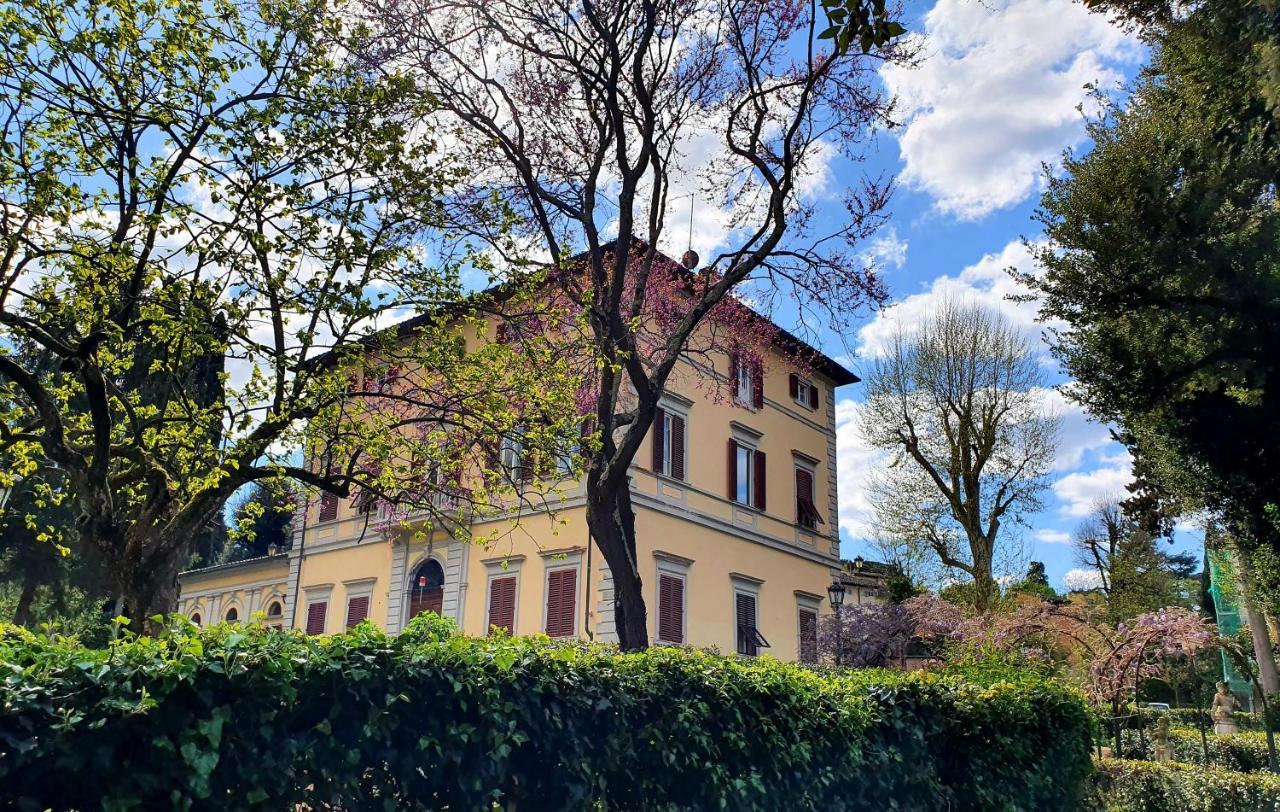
left=191, top=613, right=202, bottom=627
left=266, top=601, right=283, bottom=629
left=225, top=607, right=239, bottom=623
left=407, top=559, right=445, bottom=619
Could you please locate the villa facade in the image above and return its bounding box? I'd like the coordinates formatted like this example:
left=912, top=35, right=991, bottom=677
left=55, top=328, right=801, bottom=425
left=177, top=281, right=884, bottom=660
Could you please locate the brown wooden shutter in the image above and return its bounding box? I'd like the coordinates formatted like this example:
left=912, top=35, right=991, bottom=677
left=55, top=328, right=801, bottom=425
left=318, top=492, right=338, bottom=522
left=808, top=383, right=820, bottom=409
left=729, top=353, right=740, bottom=395
left=305, top=601, right=327, bottom=635
left=545, top=568, right=577, bottom=637
left=753, top=449, right=766, bottom=511
left=727, top=439, right=738, bottom=500
left=670, top=414, right=685, bottom=481
left=789, top=373, right=799, bottom=400
left=751, top=362, right=764, bottom=409
left=798, top=608, right=818, bottom=663
left=657, top=574, right=685, bottom=644
left=488, top=576, right=516, bottom=633
left=796, top=468, right=813, bottom=526
left=346, top=595, right=369, bottom=629
left=651, top=407, right=666, bottom=472
left=495, top=321, right=508, bottom=343
left=736, top=593, right=757, bottom=656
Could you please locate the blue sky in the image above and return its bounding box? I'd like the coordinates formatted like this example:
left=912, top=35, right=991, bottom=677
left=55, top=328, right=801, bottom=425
left=799, top=0, right=1202, bottom=589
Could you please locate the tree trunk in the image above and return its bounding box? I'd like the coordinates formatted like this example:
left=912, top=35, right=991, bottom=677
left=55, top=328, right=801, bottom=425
left=970, top=543, right=997, bottom=612
left=1239, top=554, right=1280, bottom=696
left=12, top=570, right=39, bottom=627
left=585, top=475, right=648, bottom=651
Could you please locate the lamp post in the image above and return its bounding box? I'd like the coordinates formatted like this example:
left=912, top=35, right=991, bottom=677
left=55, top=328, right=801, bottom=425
left=827, top=578, right=847, bottom=667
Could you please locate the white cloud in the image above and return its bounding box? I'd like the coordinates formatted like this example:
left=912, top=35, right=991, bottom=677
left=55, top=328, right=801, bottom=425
left=1036, top=529, right=1072, bottom=545
left=1052, top=453, right=1133, bottom=517
left=856, top=239, right=1049, bottom=357
left=835, top=397, right=891, bottom=538
left=881, top=0, right=1141, bottom=219
left=1063, top=567, right=1106, bottom=592
left=863, top=226, right=909, bottom=271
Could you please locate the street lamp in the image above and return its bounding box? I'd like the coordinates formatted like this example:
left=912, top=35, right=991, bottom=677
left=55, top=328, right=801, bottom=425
left=827, top=578, right=847, bottom=667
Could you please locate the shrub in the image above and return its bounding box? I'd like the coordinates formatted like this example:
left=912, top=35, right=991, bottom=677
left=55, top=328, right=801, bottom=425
left=1090, top=758, right=1280, bottom=811
left=0, top=616, right=1095, bottom=811
left=1128, top=705, right=1263, bottom=732
left=1119, top=727, right=1275, bottom=772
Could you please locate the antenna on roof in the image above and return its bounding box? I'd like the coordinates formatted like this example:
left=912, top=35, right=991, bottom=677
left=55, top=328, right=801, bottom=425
left=675, top=192, right=699, bottom=270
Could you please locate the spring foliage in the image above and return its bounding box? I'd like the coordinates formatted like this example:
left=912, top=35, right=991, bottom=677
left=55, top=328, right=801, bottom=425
left=0, top=615, right=1094, bottom=811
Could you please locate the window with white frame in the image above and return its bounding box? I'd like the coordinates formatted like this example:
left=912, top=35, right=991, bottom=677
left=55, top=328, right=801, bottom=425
left=728, top=427, right=766, bottom=510
left=789, top=373, right=820, bottom=410
left=732, top=577, right=769, bottom=657
left=651, top=401, right=688, bottom=481
left=499, top=435, right=527, bottom=481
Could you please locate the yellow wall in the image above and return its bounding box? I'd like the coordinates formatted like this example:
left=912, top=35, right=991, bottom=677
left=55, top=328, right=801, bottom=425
left=177, top=557, right=289, bottom=626
left=292, top=539, right=394, bottom=633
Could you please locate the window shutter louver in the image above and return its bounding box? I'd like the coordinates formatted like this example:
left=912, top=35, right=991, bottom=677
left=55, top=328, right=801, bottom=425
left=651, top=407, right=666, bottom=472
left=751, top=362, right=764, bottom=409
left=305, top=601, right=327, bottom=635
left=545, top=569, right=577, bottom=637
left=318, top=492, right=338, bottom=523
left=754, top=450, right=766, bottom=511
left=796, top=468, right=813, bottom=526
left=658, top=574, right=684, bottom=644
left=809, top=383, right=820, bottom=409
left=488, top=576, right=516, bottom=633
left=729, top=353, right=740, bottom=396
left=789, top=374, right=799, bottom=399
left=798, top=609, right=818, bottom=663
left=727, top=439, right=738, bottom=500
left=736, top=593, right=757, bottom=656
left=346, top=596, right=369, bottom=629
left=670, top=414, right=685, bottom=481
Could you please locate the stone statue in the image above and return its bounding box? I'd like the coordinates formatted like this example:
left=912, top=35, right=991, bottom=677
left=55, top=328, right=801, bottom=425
left=1152, top=716, right=1173, bottom=763
left=1212, top=681, right=1239, bottom=735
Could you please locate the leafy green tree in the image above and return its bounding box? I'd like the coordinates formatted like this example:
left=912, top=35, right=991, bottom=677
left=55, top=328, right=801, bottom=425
left=0, top=0, right=581, bottom=629
left=1027, top=0, right=1280, bottom=601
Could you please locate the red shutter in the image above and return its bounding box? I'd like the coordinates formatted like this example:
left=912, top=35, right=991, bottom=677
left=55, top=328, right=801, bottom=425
left=736, top=593, right=757, bottom=656
left=789, top=373, right=799, bottom=400
left=346, top=595, right=369, bottom=629
left=729, top=353, right=740, bottom=397
left=657, top=574, right=685, bottom=644
left=799, top=609, right=818, bottom=663
left=318, top=492, right=338, bottom=522
left=545, top=568, right=577, bottom=637
left=670, top=414, right=685, bottom=481
left=496, top=322, right=508, bottom=343
left=305, top=601, right=327, bottom=635
left=651, top=407, right=666, bottom=472
left=488, top=576, right=516, bottom=633
left=751, top=362, right=764, bottom=409
left=796, top=468, right=813, bottom=526
left=754, top=450, right=767, bottom=511
left=809, top=383, right=820, bottom=410
left=727, top=439, right=738, bottom=500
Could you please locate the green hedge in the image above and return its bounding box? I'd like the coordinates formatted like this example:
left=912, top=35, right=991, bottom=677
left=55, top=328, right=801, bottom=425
left=1127, top=706, right=1263, bottom=732
left=1090, top=758, right=1280, bottom=811
left=1119, top=728, right=1274, bottom=772
left=0, top=616, right=1094, bottom=811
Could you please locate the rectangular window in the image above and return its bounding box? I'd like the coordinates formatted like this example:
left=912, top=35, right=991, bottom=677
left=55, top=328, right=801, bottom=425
left=305, top=601, right=328, bottom=635
left=798, top=607, right=819, bottom=664
left=651, top=408, right=686, bottom=481
left=544, top=567, right=578, bottom=638
left=317, top=492, right=338, bottom=523
left=345, top=595, right=370, bottom=629
left=500, top=436, right=529, bottom=482
left=789, top=374, right=820, bottom=410
left=795, top=467, right=823, bottom=529
left=488, top=575, right=517, bottom=634
left=737, top=358, right=753, bottom=403
left=728, top=440, right=766, bottom=510
left=735, top=592, right=768, bottom=656
left=656, top=573, right=685, bottom=645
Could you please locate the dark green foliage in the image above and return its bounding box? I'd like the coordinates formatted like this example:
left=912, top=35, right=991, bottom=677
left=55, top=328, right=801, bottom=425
left=0, top=616, right=1095, bottom=811
left=1028, top=0, right=1280, bottom=600
left=1089, top=758, right=1280, bottom=811
left=1119, top=727, right=1272, bottom=772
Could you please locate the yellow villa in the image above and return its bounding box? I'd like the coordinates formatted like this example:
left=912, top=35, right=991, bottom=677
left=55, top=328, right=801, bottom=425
left=177, top=273, right=888, bottom=661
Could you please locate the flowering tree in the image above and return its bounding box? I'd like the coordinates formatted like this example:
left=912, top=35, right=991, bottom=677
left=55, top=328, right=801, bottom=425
left=362, top=0, right=912, bottom=649
left=0, top=0, right=581, bottom=629
left=817, top=603, right=914, bottom=667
